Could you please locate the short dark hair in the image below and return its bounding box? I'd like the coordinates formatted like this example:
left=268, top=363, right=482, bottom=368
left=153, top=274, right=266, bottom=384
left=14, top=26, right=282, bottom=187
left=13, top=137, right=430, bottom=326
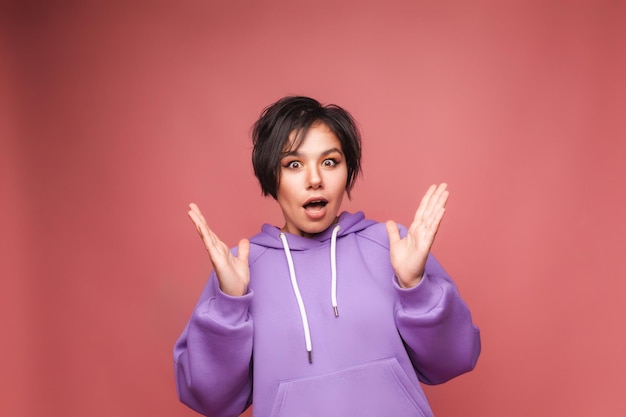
left=252, top=96, right=362, bottom=199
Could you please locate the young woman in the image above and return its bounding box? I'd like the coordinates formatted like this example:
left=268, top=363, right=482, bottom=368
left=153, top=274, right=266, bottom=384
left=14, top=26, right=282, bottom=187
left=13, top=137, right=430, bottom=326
left=174, top=96, right=481, bottom=417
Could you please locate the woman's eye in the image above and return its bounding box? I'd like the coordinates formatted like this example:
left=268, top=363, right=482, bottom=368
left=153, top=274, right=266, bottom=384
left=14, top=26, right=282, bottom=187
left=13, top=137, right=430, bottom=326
left=286, top=161, right=302, bottom=169
left=322, top=159, right=337, bottom=167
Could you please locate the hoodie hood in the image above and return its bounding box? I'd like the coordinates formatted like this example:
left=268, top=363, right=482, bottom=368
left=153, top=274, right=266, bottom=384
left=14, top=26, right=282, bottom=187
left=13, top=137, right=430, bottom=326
left=249, top=211, right=376, bottom=250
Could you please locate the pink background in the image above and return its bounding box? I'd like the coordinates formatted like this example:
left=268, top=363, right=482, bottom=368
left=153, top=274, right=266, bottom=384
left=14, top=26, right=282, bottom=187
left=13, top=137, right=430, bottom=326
left=2, top=1, right=625, bottom=416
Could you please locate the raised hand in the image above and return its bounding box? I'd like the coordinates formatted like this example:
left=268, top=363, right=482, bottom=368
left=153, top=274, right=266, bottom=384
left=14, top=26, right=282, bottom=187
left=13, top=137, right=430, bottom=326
left=188, top=203, right=250, bottom=296
left=385, top=183, right=449, bottom=288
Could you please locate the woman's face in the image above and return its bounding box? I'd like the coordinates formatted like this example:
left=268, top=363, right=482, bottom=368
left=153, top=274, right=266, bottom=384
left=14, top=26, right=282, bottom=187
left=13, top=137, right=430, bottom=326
left=277, top=122, right=348, bottom=237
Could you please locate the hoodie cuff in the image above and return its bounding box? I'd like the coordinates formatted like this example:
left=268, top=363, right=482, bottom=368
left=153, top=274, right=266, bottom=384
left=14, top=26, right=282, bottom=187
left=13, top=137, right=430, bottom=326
left=206, top=287, right=253, bottom=326
left=394, top=273, right=444, bottom=315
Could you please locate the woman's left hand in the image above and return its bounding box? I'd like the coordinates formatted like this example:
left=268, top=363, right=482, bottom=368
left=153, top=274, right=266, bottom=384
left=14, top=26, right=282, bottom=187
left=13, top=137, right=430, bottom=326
left=386, top=183, right=449, bottom=288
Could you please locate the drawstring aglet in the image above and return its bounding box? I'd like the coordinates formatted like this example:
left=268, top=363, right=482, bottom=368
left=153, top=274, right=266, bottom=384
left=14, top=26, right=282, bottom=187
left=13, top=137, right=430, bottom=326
left=307, top=350, right=313, bottom=363
left=333, top=306, right=339, bottom=317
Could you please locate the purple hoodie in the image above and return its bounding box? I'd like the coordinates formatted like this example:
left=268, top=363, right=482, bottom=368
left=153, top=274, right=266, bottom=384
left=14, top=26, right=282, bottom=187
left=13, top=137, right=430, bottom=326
left=174, top=211, right=480, bottom=417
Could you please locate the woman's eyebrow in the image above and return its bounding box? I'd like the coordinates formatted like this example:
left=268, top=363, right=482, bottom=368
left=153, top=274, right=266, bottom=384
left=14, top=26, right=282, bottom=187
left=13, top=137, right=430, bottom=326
left=321, top=147, right=344, bottom=157
left=281, top=147, right=344, bottom=158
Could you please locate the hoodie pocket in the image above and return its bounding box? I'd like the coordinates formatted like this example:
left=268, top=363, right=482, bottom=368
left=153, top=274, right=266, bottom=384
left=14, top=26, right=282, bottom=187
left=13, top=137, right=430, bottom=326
left=269, top=357, right=430, bottom=417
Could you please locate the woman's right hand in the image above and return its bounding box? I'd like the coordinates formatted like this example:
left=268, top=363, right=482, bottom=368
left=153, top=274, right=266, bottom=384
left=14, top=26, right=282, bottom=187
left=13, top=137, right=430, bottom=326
left=187, top=203, right=250, bottom=296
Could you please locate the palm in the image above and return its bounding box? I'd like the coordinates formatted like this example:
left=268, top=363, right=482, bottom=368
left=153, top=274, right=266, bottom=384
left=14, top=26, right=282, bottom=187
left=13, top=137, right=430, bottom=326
left=188, top=203, right=250, bottom=296
left=386, top=184, right=449, bottom=288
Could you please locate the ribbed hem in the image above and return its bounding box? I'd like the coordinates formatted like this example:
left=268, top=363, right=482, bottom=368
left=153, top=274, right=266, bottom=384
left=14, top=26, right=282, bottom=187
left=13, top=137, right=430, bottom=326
left=394, top=274, right=444, bottom=315
left=206, top=288, right=253, bottom=326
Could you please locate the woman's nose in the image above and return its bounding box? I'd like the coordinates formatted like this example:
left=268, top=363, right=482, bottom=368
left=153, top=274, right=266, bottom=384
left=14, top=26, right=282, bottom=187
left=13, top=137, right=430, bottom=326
left=307, top=166, right=322, bottom=189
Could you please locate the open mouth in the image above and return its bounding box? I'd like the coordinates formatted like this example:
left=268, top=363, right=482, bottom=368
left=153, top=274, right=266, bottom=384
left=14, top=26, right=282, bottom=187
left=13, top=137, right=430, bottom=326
left=303, top=199, right=328, bottom=211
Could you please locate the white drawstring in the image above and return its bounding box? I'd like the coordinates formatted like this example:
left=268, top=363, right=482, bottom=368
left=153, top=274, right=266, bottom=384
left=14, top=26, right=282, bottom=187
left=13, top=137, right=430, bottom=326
left=279, top=225, right=341, bottom=363
left=330, top=224, right=340, bottom=317
left=280, top=233, right=313, bottom=363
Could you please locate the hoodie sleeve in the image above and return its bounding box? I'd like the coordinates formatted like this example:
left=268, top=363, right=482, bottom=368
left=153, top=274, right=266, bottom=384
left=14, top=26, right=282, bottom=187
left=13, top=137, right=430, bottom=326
left=173, top=273, right=254, bottom=416
left=394, top=254, right=481, bottom=385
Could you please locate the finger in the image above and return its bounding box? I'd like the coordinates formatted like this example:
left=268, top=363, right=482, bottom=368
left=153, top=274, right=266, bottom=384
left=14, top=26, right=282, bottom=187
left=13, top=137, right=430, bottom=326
left=422, top=183, right=448, bottom=220
left=237, top=239, right=250, bottom=263
left=414, top=184, right=437, bottom=223
left=424, top=183, right=446, bottom=212
left=188, top=209, right=220, bottom=249
left=187, top=209, right=205, bottom=236
left=427, top=206, right=447, bottom=231
left=188, top=202, right=202, bottom=218
left=189, top=203, right=209, bottom=230
left=433, top=183, right=449, bottom=209
left=385, top=220, right=401, bottom=245
left=188, top=209, right=209, bottom=237
left=426, top=190, right=448, bottom=223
